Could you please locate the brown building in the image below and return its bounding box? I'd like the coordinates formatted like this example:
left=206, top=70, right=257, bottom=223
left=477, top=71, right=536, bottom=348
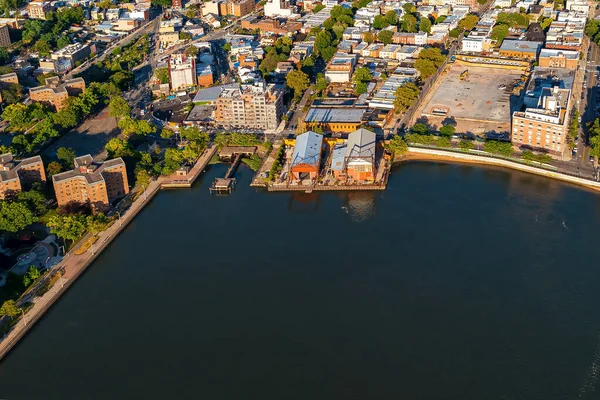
left=538, top=48, right=579, bottom=69
left=240, top=17, right=302, bottom=35
left=29, top=76, right=86, bottom=111
left=0, top=25, right=10, bottom=48
left=499, top=40, right=541, bottom=60
left=52, top=155, right=129, bottom=213
left=27, top=1, right=53, bottom=20
left=230, top=0, right=254, bottom=16
left=0, top=154, right=46, bottom=200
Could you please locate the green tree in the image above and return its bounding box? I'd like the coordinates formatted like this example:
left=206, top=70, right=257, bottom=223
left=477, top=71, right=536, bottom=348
left=373, top=15, right=390, bottom=29
left=439, top=124, right=456, bottom=138
left=108, top=97, right=131, bottom=120
left=385, top=10, right=399, bottom=26
left=393, top=82, right=420, bottom=113
left=57, top=147, right=76, bottom=167
left=352, top=67, right=372, bottom=84
left=401, top=14, right=418, bottom=33
left=386, top=135, right=408, bottom=156
left=222, top=42, right=232, bottom=52
left=46, top=161, right=63, bottom=176
left=411, top=123, right=429, bottom=135
left=47, top=214, right=88, bottom=242
left=320, top=46, right=337, bottom=62
left=17, top=185, right=48, bottom=216
left=436, top=136, right=451, bottom=148
left=162, top=148, right=184, bottom=175
left=57, top=35, right=70, bottom=49
left=0, top=300, right=20, bottom=318
left=23, top=265, right=41, bottom=287
left=105, top=138, right=135, bottom=158
left=415, top=47, right=446, bottom=78
left=315, top=73, right=328, bottom=94
left=53, top=106, right=80, bottom=129
left=0, top=201, right=37, bottom=233
left=315, top=30, right=333, bottom=54
left=136, top=169, right=151, bottom=188
left=86, top=213, right=109, bottom=235
left=286, top=69, right=310, bottom=98
left=185, top=45, right=199, bottom=57
left=363, top=31, right=376, bottom=44
left=459, top=139, right=474, bottom=150
left=419, top=17, right=432, bottom=33
left=491, top=24, right=509, bottom=44
left=483, top=140, right=513, bottom=156
left=355, top=82, right=368, bottom=95
left=458, top=14, right=480, bottom=31
left=313, top=3, right=325, bottom=13
left=378, top=30, right=394, bottom=45
left=449, top=28, right=463, bottom=38
left=1, top=83, right=22, bottom=104
left=155, top=67, right=170, bottom=85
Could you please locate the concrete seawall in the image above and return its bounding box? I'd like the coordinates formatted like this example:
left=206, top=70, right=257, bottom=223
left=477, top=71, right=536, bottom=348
left=402, top=147, right=600, bottom=192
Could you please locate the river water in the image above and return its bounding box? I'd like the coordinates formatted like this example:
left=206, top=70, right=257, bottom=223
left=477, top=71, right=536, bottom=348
left=1, top=162, right=600, bottom=399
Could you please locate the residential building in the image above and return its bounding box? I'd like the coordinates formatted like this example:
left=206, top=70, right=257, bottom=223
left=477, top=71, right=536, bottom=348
left=290, top=131, right=323, bottom=181
left=512, top=85, right=571, bottom=155
left=214, top=82, right=284, bottom=130
left=0, top=72, right=18, bottom=85
left=524, top=22, right=546, bottom=42
left=169, top=53, right=196, bottom=90
left=461, top=34, right=491, bottom=53
left=499, top=40, right=542, bottom=60
left=52, top=155, right=129, bottom=213
left=51, top=43, right=93, bottom=68
left=28, top=1, right=53, bottom=20
left=228, top=0, right=254, bottom=17
left=264, top=0, right=293, bottom=17
left=0, top=154, right=46, bottom=200
left=0, top=25, right=10, bottom=48
left=240, top=17, right=302, bottom=35
left=538, top=48, right=579, bottom=69
left=325, top=54, right=357, bottom=83
left=29, top=77, right=86, bottom=111
left=172, top=0, right=182, bottom=8
left=159, top=31, right=180, bottom=45
left=393, top=32, right=427, bottom=45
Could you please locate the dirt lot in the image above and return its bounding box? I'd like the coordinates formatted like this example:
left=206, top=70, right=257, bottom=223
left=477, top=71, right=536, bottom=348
left=43, top=107, right=118, bottom=162
left=416, top=66, right=525, bottom=135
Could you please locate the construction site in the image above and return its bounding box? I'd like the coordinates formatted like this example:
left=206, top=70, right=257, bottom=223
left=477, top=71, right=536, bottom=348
left=415, top=61, right=529, bottom=136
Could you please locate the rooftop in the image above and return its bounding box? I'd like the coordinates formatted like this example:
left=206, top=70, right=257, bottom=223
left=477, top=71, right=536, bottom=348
left=291, top=131, right=323, bottom=167
left=499, top=39, right=542, bottom=54
left=304, top=108, right=365, bottom=123
left=52, top=156, right=125, bottom=185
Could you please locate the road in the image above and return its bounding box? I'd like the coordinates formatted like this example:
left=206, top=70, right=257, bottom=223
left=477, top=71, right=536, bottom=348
left=65, top=17, right=162, bottom=80
left=579, top=40, right=600, bottom=166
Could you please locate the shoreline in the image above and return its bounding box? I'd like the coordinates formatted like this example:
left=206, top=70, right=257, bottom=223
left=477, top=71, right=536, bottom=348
left=397, top=148, right=600, bottom=193
left=2, top=144, right=599, bottom=361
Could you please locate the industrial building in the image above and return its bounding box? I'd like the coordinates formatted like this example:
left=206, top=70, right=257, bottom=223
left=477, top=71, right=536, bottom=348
left=290, top=131, right=323, bottom=181
left=330, top=128, right=376, bottom=182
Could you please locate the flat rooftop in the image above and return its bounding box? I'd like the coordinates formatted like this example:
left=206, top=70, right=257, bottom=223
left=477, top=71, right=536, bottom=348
left=304, top=108, right=365, bottom=123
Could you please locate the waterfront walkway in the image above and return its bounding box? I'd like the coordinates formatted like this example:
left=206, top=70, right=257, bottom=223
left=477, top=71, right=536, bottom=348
left=0, top=144, right=218, bottom=361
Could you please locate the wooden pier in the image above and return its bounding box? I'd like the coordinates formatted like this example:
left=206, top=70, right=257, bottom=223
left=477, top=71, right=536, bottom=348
left=210, top=146, right=256, bottom=194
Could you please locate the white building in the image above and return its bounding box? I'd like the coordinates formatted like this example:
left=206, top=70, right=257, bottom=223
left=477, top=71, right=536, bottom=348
left=169, top=53, right=196, bottom=91
left=264, top=0, right=293, bottom=17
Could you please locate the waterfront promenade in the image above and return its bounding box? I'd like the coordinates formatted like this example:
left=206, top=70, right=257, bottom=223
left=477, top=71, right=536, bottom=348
left=0, top=144, right=217, bottom=361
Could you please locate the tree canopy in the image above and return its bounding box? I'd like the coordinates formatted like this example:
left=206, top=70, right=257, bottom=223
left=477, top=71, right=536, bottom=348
left=393, top=82, right=420, bottom=114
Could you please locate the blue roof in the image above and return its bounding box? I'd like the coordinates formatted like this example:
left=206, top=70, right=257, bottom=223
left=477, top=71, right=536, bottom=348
left=291, top=131, right=323, bottom=168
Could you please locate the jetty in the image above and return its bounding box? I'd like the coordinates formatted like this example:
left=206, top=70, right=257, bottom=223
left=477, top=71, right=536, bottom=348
left=210, top=146, right=256, bottom=193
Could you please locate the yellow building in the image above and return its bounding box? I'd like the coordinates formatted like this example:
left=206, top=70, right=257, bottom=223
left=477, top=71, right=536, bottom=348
left=302, top=108, right=365, bottom=134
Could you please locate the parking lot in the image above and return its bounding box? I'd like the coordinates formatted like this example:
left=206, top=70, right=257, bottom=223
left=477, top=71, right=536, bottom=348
left=418, top=65, right=524, bottom=135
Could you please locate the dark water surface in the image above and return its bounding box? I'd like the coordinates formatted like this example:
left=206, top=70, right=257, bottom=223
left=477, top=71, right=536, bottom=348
left=1, top=162, right=600, bottom=400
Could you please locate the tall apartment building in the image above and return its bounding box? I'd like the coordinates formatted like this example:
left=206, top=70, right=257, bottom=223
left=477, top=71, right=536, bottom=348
left=27, top=1, right=53, bottom=20
left=215, top=82, right=284, bottom=131
left=29, top=77, right=86, bottom=111
left=52, top=155, right=129, bottom=213
left=0, top=154, right=46, bottom=200
left=512, top=86, right=571, bottom=155
left=169, top=53, right=196, bottom=91
left=0, top=25, right=10, bottom=48
left=264, top=0, right=293, bottom=17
